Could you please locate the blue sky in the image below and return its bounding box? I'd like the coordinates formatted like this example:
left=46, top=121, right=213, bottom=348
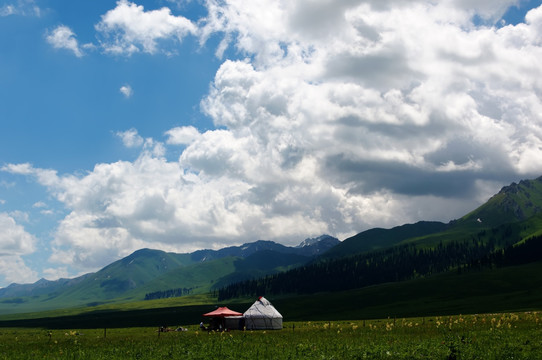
left=1, top=0, right=542, bottom=287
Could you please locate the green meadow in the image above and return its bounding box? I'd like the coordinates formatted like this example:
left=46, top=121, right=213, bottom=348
left=0, top=312, right=540, bottom=359
left=1, top=263, right=541, bottom=359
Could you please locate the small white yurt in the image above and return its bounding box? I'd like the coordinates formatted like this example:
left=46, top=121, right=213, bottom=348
left=243, top=296, right=283, bottom=330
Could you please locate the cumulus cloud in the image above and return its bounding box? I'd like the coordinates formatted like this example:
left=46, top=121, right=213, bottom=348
left=0, top=256, right=38, bottom=286
left=0, top=213, right=35, bottom=255
left=194, top=0, right=542, bottom=228
left=117, top=128, right=144, bottom=148
left=95, top=0, right=197, bottom=55
left=165, top=126, right=201, bottom=145
left=2, top=163, right=34, bottom=175
left=2, top=163, right=58, bottom=188
left=0, top=213, right=38, bottom=285
left=3, top=154, right=247, bottom=271
left=201, top=0, right=542, bottom=182
left=46, top=25, right=84, bottom=57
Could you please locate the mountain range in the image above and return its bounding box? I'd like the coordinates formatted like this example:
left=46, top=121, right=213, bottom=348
left=2, top=176, right=542, bottom=317
left=0, top=235, right=339, bottom=313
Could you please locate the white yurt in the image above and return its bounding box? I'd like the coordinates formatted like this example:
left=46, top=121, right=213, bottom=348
left=243, top=296, right=283, bottom=330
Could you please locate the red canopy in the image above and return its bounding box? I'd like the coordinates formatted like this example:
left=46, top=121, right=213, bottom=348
left=203, top=306, right=243, bottom=317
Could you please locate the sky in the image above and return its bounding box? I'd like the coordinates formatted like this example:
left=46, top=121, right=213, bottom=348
left=0, top=0, right=541, bottom=287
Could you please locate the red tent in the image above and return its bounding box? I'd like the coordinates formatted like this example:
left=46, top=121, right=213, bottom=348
left=203, top=307, right=243, bottom=318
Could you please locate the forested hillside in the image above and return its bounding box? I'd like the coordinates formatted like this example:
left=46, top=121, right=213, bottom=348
left=218, top=223, right=542, bottom=300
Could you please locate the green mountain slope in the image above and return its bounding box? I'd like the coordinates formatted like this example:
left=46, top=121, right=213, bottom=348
left=457, top=176, right=542, bottom=228
left=0, top=248, right=313, bottom=314
left=210, top=251, right=310, bottom=290
left=57, top=249, right=194, bottom=298
left=218, top=176, right=542, bottom=300
left=0, top=249, right=194, bottom=301
left=92, top=248, right=194, bottom=293
left=324, top=176, right=542, bottom=261
left=219, top=227, right=542, bottom=301
left=131, top=251, right=311, bottom=300
left=275, top=260, right=542, bottom=321
left=0, top=249, right=197, bottom=312
left=322, top=221, right=448, bottom=259
left=124, top=256, right=239, bottom=300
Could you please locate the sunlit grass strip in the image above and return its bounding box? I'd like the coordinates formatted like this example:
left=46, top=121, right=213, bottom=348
left=0, top=293, right=219, bottom=322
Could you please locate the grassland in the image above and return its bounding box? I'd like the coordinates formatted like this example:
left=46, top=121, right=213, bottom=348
left=0, top=312, right=540, bottom=359
left=0, top=263, right=540, bottom=358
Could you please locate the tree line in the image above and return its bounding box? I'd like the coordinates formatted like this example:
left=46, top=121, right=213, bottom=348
left=465, top=234, right=542, bottom=270
left=144, top=287, right=195, bottom=300
left=218, top=226, right=541, bottom=301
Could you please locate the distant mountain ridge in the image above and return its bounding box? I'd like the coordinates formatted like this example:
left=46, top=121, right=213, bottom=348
left=189, top=235, right=340, bottom=262
left=0, top=235, right=339, bottom=313
left=0, top=275, right=92, bottom=300
left=296, top=235, right=340, bottom=254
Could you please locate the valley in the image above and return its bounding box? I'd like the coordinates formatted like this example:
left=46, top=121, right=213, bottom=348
left=1, top=176, right=542, bottom=327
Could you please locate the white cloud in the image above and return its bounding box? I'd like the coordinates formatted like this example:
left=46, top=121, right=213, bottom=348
left=42, top=266, right=69, bottom=281
left=2, top=163, right=35, bottom=175
left=95, top=0, right=197, bottom=55
left=200, top=0, right=542, bottom=182
left=0, top=213, right=35, bottom=255
left=2, top=163, right=59, bottom=189
left=46, top=25, right=84, bottom=57
left=120, top=85, right=133, bottom=98
left=114, top=129, right=165, bottom=156
left=9, top=210, right=29, bottom=223
left=33, top=201, right=47, bottom=208
left=116, top=128, right=144, bottom=148
left=33, top=201, right=55, bottom=215
left=0, top=213, right=38, bottom=285
left=194, top=0, right=542, bottom=222
left=0, top=0, right=40, bottom=17
left=0, top=4, right=16, bottom=16
left=165, top=126, right=201, bottom=145
left=0, top=256, right=38, bottom=286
